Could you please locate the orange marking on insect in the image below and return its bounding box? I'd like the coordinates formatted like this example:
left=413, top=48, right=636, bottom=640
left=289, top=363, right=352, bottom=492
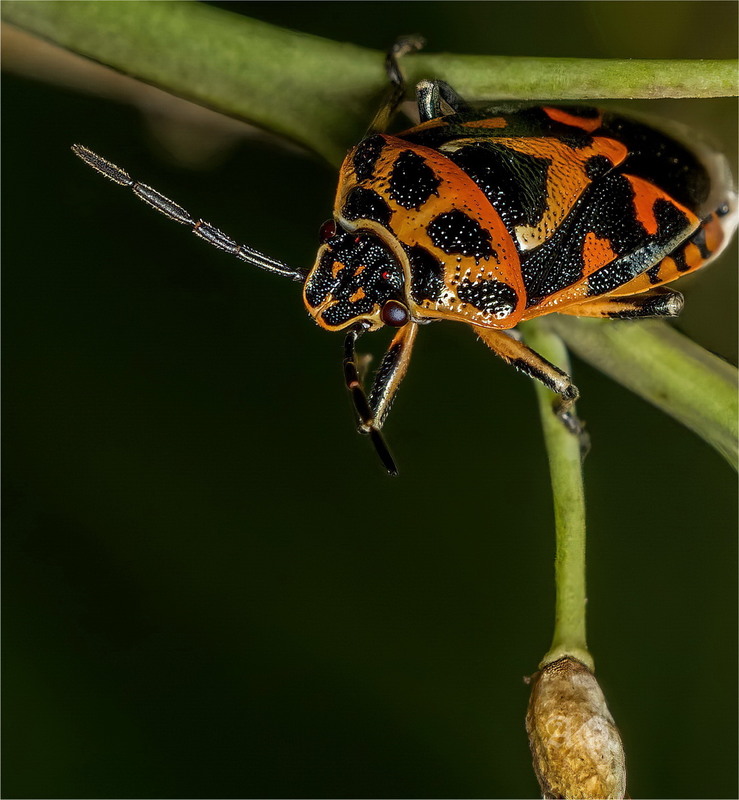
left=684, top=242, right=703, bottom=269
left=349, top=287, right=366, bottom=303
left=331, top=260, right=344, bottom=278
left=462, top=117, right=507, bottom=129
left=703, top=214, right=724, bottom=253
left=659, top=256, right=677, bottom=276
left=624, top=175, right=698, bottom=240
left=582, top=231, right=617, bottom=274
left=542, top=107, right=602, bottom=133
left=629, top=189, right=659, bottom=235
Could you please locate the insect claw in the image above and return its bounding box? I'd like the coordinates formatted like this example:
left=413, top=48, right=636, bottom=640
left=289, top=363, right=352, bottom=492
left=368, top=427, right=399, bottom=476
left=578, top=428, right=592, bottom=462
left=556, top=405, right=591, bottom=461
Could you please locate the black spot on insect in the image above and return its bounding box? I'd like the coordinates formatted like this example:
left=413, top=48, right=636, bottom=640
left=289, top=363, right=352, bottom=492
left=456, top=277, right=518, bottom=317
left=587, top=260, right=641, bottom=296
left=427, top=210, right=498, bottom=262
left=448, top=143, right=550, bottom=233
left=406, top=244, right=445, bottom=303
left=342, top=187, right=392, bottom=227
left=389, top=150, right=441, bottom=210
left=646, top=263, right=662, bottom=285
left=585, top=155, right=614, bottom=181
left=653, top=199, right=691, bottom=245
left=352, top=135, right=385, bottom=182
left=559, top=134, right=595, bottom=151
left=671, top=247, right=690, bottom=273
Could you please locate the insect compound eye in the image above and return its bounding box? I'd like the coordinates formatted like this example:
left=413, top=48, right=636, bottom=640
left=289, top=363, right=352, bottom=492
left=318, top=219, right=337, bottom=243
left=380, top=300, right=410, bottom=327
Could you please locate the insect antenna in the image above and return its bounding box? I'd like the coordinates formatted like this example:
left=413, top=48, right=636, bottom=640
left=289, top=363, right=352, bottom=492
left=72, top=145, right=307, bottom=283
left=343, top=327, right=399, bottom=477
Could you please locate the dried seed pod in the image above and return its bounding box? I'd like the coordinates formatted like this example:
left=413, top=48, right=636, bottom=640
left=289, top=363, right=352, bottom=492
left=525, top=656, right=627, bottom=799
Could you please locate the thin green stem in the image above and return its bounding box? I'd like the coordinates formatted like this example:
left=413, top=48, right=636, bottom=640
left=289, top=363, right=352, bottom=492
left=521, top=322, right=593, bottom=672
left=410, top=53, right=739, bottom=102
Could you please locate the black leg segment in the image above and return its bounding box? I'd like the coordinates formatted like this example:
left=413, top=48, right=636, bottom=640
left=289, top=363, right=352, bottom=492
left=473, top=325, right=588, bottom=449
left=367, top=35, right=425, bottom=135
left=343, top=325, right=406, bottom=476
left=416, top=79, right=470, bottom=122
left=559, top=287, right=684, bottom=319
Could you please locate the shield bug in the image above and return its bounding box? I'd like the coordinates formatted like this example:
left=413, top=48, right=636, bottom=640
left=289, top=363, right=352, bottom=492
left=73, top=39, right=737, bottom=475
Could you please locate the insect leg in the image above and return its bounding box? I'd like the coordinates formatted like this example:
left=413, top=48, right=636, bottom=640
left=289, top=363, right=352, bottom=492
left=558, top=287, right=684, bottom=319
left=71, top=144, right=306, bottom=283
left=473, top=324, right=585, bottom=439
left=416, top=80, right=471, bottom=122
left=367, top=322, right=419, bottom=429
left=343, top=326, right=406, bottom=476
left=367, top=35, right=425, bottom=135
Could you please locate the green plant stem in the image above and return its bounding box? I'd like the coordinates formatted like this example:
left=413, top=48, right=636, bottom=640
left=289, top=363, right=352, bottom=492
left=546, top=317, right=739, bottom=470
left=412, top=53, right=739, bottom=102
left=2, top=1, right=738, bottom=164
left=521, top=322, right=593, bottom=672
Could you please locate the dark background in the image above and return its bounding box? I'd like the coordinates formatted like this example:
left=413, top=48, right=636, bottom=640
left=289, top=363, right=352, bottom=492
left=3, top=2, right=737, bottom=798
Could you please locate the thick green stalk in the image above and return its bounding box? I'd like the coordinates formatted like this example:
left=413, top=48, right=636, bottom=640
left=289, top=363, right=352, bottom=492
left=2, top=1, right=737, bottom=164
left=521, top=323, right=593, bottom=672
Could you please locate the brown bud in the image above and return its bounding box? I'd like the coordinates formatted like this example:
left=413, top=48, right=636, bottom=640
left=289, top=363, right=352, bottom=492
left=525, top=657, right=627, bottom=799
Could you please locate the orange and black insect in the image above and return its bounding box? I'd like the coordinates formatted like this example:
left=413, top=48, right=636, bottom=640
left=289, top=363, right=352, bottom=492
left=73, top=41, right=737, bottom=475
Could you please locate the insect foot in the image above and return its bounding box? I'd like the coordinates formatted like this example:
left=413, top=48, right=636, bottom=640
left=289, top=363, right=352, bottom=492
left=554, top=388, right=591, bottom=459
